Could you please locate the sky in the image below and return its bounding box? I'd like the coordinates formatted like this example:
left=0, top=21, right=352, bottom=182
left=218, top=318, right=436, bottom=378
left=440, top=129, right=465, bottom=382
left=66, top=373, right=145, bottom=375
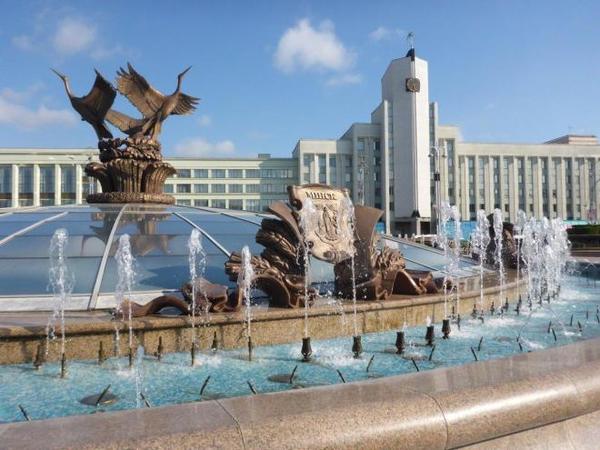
left=0, top=0, right=599, bottom=158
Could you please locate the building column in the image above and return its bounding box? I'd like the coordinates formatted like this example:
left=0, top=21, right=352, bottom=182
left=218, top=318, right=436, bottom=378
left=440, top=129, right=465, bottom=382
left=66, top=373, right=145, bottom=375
left=509, top=157, right=517, bottom=221
left=382, top=100, right=391, bottom=234
left=595, top=158, right=600, bottom=223
left=557, top=158, right=567, bottom=219
left=547, top=158, right=555, bottom=218
left=11, top=164, right=19, bottom=208
left=570, top=157, right=577, bottom=219
left=583, top=158, right=591, bottom=220
left=534, top=157, right=543, bottom=218
left=499, top=155, right=506, bottom=218
left=75, top=165, right=83, bottom=205
left=460, top=156, right=469, bottom=219
left=33, top=164, right=40, bottom=207
left=54, top=164, right=61, bottom=206
left=485, top=157, right=493, bottom=212
left=474, top=156, right=481, bottom=212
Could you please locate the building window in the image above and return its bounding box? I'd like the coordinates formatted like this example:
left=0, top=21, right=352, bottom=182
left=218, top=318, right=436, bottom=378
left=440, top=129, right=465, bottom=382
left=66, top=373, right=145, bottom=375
left=211, top=199, right=226, bottom=208
left=18, top=166, right=33, bottom=207
left=194, top=184, right=208, bottom=193
left=194, top=199, right=208, bottom=207
left=246, top=184, right=259, bottom=193
left=176, top=169, right=191, bottom=178
left=164, top=184, right=174, bottom=193
left=61, top=166, right=76, bottom=204
left=194, top=169, right=208, bottom=178
left=229, top=169, right=243, bottom=178
left=229, top=184, right=243, bottom=193
left=245, top=169, right=259, bottom=178
left=246, top=199, right=260, bottom=211
left=229, top=199, right=243, bottom=210
left=176, top=184, right=191, bottom=193
left=177, top=199, right=191, bottom=206
left=0, top=165, right=11, bottom=207
left=212, top=184, right=225, bottom=193
left=212, top=169, right=226, bottom=178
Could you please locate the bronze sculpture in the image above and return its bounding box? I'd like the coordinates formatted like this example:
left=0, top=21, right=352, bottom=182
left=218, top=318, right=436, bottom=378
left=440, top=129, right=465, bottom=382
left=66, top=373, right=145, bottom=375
left=113, top=63, right=199, bottom=140
left=52, top=69, right=116, bottom=140
left=53, top=63, right=199, bottom=204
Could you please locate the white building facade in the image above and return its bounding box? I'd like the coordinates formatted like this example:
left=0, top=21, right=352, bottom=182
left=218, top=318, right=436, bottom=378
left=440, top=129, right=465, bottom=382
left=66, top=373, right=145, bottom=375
left=2, top=50, right=600, bottom=231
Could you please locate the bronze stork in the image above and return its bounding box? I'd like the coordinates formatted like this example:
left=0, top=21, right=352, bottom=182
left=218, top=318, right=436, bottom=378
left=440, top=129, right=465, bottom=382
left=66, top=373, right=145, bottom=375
left=51, top=68, right=116, bottom=139
left=115, top=63, right=199, bottom=140
left=105, top=109, right=146, bottom=138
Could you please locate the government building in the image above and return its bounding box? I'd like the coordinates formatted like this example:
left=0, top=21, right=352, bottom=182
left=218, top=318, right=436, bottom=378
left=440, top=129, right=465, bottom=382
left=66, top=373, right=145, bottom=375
left=1, top=49, right=599, bottom=235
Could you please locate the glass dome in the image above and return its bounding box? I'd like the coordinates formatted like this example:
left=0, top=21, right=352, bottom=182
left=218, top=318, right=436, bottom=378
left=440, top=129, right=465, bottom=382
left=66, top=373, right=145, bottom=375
left=0, top=204, right=481, bottom=311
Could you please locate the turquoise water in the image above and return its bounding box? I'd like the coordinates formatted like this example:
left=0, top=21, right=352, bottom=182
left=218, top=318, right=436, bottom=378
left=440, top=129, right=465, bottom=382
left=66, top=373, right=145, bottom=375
left=1, top=275, right=599, bottom=423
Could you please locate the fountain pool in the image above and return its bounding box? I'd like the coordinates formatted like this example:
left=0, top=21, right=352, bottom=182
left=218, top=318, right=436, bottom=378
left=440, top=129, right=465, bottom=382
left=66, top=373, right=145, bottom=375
left=1, top=274, right=597, bottom=423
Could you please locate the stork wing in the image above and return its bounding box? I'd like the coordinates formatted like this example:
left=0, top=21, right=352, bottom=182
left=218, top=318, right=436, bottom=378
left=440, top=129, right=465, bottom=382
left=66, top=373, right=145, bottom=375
left=172, top=93, right=200, bottom=115
left=116, top=63, right=164, bottom=118
left=106, top=109, right=145, bottom=135
left=81, top=70, right=116, bottom=118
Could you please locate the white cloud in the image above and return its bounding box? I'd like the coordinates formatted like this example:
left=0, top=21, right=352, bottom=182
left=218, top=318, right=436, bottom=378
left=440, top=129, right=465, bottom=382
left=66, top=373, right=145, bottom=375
left=0, top=88, right=77, bottom=130
left=197, top=114, right=212, bottom=127
left=174, top=137, right=235, bottom=157
left=0, top=83, right=45, bottom=103
left=52, top=17, right=97, bottom=55
left=90, top=44, right=127, bottom=60
left=274, top=19, right=355, bottom=73
left=11, top=35, right=35, bottom=51
left=369, top=26, right=405, bottom=42
left=326, top=73, right=362, bottom=86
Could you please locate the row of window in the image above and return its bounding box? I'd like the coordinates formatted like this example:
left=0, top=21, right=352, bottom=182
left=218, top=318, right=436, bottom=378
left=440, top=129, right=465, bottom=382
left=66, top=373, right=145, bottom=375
left=174, top=168, right=295, bottom=179
left=165, top=183, right=288, bottom=194
left=0, top=164, right=79, bottom=195
left=175, top=198, right=273, bottom=212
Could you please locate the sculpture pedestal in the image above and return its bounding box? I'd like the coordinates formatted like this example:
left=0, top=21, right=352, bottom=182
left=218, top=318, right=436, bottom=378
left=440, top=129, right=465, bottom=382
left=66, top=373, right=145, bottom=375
left=85, top=137, right=176, bottom=204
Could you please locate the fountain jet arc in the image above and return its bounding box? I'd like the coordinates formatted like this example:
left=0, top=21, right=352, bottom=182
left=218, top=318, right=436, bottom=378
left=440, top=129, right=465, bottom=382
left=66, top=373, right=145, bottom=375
left=46, top=229, right=74, bottom=368
left=238, top=246, right=255, bottom=361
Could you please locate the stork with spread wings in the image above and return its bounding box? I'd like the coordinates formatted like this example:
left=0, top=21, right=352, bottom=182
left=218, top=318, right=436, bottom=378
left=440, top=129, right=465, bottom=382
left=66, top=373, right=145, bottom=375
left=106, top=63, right=200, bottom=141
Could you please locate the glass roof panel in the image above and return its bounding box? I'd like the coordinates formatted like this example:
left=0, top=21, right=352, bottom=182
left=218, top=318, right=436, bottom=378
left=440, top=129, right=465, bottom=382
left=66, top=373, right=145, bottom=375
left=0, top=257, right=100, bottom=296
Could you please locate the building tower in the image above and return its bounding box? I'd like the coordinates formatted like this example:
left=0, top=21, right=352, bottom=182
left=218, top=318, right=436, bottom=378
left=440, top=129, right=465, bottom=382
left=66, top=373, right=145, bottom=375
left=381, top=42, right=431, bottom=234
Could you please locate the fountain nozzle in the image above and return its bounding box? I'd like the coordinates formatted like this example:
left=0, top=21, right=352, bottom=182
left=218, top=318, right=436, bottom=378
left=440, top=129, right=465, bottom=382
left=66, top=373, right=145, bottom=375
left=471, top=304, right=478, bottom=318
left=247, top=336, right=253, bottom=362
left=490, top=301, right=496, bottom=315
left=98, top=341, right=106, bottom=365
left=395, top=331, right=405, bottom=354
left=442, top=319, right=451, bottom=339
left=33, top=343, right=44, bottom=370
left=156, top=336, right=163, bottom=361
left=211, top=331, right=219, bottom=352
left=352, top=335, right=363, bottom=359
left=301, top=337, right=312, bottom=362
left=60, top=352, right=67, bottom=378
left=425, top=325, right=435, bottom=346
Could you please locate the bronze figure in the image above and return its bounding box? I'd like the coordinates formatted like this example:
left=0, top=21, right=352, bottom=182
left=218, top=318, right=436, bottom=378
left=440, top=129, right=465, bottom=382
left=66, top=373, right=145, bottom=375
left=51, top=69, right=116, bottom=140
left=115, top=63, right=199, bottom=140
left=53, top=63, right=199, bottom=204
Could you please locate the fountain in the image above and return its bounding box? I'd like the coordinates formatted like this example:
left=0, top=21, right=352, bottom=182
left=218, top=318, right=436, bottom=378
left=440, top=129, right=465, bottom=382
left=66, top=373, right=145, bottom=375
left=492, top=209, right=506, bottom=311
left=471, top=210, right=490, bottom=319
left=114, top=234, right=136, bottom=361
left=297, top=197, right=319, bottom=362
left=238, top=246, right=254, bottom=361
left=187, top=229, right=206, bottom=351
left=514, top=210, right=527, bottom=303
left=338, top=195, right=361, bottom=358
left=436, top=202, right=452, bottom=319
left=46, top=228, right=74, bottom=376
left=134, top=346, right=146, bottom=408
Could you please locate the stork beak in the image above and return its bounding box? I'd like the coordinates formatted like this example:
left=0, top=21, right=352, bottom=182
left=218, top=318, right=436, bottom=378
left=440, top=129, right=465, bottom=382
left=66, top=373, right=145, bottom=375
left=179, top=66, right=192, bottom=78
left=51, top=68, right=66, bottom=80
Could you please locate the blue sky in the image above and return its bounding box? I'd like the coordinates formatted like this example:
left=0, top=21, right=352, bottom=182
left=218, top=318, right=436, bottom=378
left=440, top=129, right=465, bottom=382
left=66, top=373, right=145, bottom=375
left=0, top=0, right=599, bottom=157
